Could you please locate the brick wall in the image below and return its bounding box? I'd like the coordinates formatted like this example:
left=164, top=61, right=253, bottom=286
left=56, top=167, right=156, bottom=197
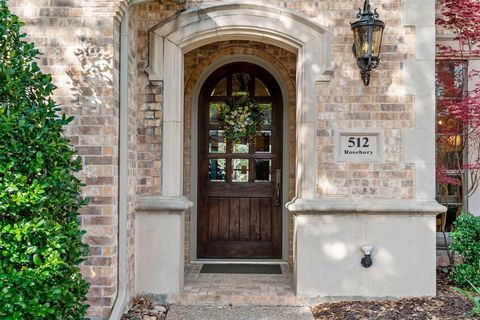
left=9, top=0, right=125, bottom=318
left=313, top=0, right=415, bottom=198
left=132, top=3, right=183, bottom=196
left=10, top=0, right=418, bottom=318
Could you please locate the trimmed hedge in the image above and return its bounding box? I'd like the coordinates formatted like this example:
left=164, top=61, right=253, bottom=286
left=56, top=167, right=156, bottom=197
left=0, top=1, right=90, bottom=319
left=451, top=213, right=480, bottom=288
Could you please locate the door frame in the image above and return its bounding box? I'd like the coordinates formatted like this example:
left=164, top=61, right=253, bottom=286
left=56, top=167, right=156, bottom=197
left=189, top=55, right=291, bottom=262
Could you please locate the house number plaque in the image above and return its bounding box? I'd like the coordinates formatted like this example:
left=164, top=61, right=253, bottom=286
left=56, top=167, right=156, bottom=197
left=334, top=130, right=383, bottom=162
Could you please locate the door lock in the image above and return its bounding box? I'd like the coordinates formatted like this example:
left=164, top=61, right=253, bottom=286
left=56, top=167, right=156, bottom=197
left=275, top=169, right=282, bottom=206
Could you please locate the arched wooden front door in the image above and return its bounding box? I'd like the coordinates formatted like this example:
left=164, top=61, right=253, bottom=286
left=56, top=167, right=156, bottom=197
left=197, top=62, right=283, bottom=259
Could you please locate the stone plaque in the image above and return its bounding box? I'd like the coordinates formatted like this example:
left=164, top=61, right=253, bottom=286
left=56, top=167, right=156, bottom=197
left=335, top=130, right=383, bottom=162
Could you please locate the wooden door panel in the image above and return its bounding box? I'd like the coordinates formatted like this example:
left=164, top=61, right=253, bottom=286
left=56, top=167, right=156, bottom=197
left=198, top=62, right=282, bottom=259
left=207, top=197, right=272, bottom=243
left=204, top=242, right=273, bottom=258
left=260, top=198, right=272, bottom=242
left=208, top=198, right=219, bottom=241
left=218, top=198, right=230, bottom=241
left=229, top=198, right=240, bottom=241
left=208, top=183, right=271, bottom=196
left=250, top=198, right=261, bottom=241
left=239, top=198, right=250, bottom=241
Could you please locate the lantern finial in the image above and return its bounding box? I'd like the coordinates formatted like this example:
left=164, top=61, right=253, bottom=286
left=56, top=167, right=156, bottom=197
left=364, top=0, right=370, bottom=12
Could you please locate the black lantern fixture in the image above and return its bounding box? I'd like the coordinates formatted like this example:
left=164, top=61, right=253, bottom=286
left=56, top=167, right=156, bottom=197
left=351, top=0, right=385, bottom=86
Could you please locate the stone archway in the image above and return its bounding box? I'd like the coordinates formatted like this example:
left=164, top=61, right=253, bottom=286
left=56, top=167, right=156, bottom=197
left=136, top=2, right=332, bottom=295
left=146, top=2, right=332, bottom=200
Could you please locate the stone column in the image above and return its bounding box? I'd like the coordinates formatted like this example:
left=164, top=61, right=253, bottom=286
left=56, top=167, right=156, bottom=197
left=288, top=199, right=444, bottom=298
left=135, top=197, right=193, bottom=295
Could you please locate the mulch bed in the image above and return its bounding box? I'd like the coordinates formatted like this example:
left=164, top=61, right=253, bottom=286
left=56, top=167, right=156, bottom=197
left=312, top=269, right=479, bottom=320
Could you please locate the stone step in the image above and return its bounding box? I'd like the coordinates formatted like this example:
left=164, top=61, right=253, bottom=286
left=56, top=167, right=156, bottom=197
left=168, top=294, right=309, bottom=306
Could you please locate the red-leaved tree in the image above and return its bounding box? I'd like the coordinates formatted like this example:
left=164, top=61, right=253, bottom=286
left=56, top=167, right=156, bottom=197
left=436, top=0, right=480, bottom=212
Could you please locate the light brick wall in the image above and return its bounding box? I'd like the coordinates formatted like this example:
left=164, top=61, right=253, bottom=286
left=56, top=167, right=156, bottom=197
left=11, top=0, right=419, bottom=318
left=9, top=0, right=127, bottom=318
left=132, top=3, right=183, bottom=196
left=314, top=1, right=415, bottom=199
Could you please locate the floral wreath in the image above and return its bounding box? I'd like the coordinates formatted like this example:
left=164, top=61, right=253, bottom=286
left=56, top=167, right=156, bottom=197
left=218, top=96, right=263, bottom=144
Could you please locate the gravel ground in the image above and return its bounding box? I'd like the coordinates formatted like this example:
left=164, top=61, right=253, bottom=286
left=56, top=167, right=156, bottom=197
left=312, top=270, right=479, bottom=320
left=165, top=306, right=312, bottom=320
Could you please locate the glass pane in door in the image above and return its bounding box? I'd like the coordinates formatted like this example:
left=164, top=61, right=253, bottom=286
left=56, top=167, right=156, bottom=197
left=255, top=159, right=272, bottom=182
left=255, top=131, right=272, bottom=153
left=211, top=78, right=227, bottom=96
left=258, top=103, right=272, bottom=125
left=233, top=137, right=249, bottom=153
left=255, top=78, right=270, bottom=96
left=209, top=102, right=225, bottom=124
left=209, top=130, right=226, bottom=153
left=209, top=159, right=226, bottom=181
left=232, top=159, right=249, bottom=182
left=232, top=73, right=250, bottom=96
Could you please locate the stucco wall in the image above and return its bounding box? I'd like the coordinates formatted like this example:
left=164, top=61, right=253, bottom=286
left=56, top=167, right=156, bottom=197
left=295, top=213, right=436, bottom=297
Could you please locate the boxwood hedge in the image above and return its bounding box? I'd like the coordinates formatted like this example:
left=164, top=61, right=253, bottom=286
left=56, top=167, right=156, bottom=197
left=451, top=213, right=480, bottom=289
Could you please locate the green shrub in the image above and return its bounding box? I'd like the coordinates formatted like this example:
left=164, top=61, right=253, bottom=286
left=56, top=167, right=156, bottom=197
left=0, top=1, right=89, bottom=319
left=450, top=213, right=480, bottom=288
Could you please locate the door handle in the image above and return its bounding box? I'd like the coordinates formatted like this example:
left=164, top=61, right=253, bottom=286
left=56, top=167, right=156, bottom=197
left=275, top=169, right=282, bottom=206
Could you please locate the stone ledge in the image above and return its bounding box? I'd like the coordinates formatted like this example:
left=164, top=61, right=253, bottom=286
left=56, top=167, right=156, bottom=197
left=286, top=198, right=446, bottom=215
left=136, top=196, right=193, bottom=212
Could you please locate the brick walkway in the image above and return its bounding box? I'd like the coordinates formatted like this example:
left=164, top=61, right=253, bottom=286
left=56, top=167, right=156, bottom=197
left=170, top=264, right=312, bottom=306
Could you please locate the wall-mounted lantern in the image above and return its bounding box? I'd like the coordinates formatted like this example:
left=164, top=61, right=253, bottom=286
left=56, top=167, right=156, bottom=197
left=351, top=0, right=385, bottom=86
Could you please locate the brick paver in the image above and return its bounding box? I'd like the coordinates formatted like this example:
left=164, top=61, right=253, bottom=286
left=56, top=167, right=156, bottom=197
left=170, top=264, right=312, bottom=306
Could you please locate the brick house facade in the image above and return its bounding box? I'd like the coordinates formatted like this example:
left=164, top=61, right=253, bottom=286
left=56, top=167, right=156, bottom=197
left=10, top=0, right=445, bottom=319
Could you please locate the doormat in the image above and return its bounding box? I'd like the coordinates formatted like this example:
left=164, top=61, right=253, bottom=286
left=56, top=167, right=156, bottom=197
left=200, top=264, right=282, bottom=274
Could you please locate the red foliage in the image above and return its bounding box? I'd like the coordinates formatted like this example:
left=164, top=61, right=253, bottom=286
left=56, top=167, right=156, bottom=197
left=436, top=0, right=480, bottom=57
left=436, top=164, right=462, bottom=185
left=436, top=0, right=480, bottom=199
left=446, top=97, right=480, bottom=130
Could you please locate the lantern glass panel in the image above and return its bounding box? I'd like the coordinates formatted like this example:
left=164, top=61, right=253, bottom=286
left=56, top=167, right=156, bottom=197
left=371, top=25, right=383, bottom=58
left=353, top=25, right=370, bottom=58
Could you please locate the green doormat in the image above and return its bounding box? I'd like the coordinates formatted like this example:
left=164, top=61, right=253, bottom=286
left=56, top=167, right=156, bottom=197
left=200, top=264, right=282, bottom=274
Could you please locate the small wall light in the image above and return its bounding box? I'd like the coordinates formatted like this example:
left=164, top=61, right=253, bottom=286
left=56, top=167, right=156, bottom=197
left=361, top=245, right=374, bottom=268
left=350, top=0, right=385, bottom=86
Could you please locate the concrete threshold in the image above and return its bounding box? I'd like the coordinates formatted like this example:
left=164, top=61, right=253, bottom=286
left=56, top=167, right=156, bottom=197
left=165, top=305, right=313, bottom=320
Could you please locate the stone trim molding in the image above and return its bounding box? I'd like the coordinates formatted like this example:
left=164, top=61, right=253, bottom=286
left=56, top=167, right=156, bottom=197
left=146, top=2, right=333, bottom=199
left=136, top=196, right=194, bottom=212
left=146, top=2, right=333, bottom=81
left=286, top=198, right=446, bottom=215
left=403, top=0, right=436, bottom=200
